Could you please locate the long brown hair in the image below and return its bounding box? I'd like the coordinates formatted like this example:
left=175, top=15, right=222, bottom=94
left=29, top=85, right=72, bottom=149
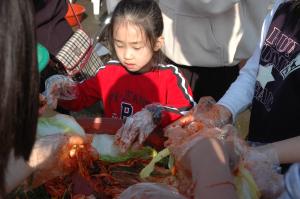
left=0, top=0, right=39, bottom=196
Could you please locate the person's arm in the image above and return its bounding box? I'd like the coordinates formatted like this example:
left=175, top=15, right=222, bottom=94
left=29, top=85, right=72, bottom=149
left=5, top=135, right=86, bottom=194
left=217, top=0, right=281, bottom=121
left=217, top=42, right=261, bottom=120
left=184, top=138, right=238, bottom=199
left=261, top=136, right=300, bottom=164
left=57, top=73, right=102, bottom=111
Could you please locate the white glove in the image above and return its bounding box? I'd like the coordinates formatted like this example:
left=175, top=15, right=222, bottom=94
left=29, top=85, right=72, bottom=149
left=115, top=108, right=157, bottom=153
left=43, top=75, right=77, bottom=109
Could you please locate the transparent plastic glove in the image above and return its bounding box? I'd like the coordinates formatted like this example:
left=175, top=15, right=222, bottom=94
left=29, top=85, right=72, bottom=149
left=28, top=134, right=87, bottom=187
left=165, top=96, right=232, bottom=132
left=193, top=96, right=232, bottom=128
left=166, top=124, right=242, bottom=172
left=115, top=107, right=157, bottom=153
left=43, top=74, right=78, bottom=109
left=216, top=126, right=246, bottom=171
left=119, top=183, right=187, bottom=199
left=166, top=126, right=239, bottom=198
left=243, top=144, right=284, bottom=198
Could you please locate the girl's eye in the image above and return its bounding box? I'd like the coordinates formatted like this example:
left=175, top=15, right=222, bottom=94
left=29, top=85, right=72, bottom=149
left=115, top=44, right=124, bottom=48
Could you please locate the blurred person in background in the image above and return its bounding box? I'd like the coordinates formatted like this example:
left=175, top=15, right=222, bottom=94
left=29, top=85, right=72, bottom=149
left=34, top=0, right=74, bottom=114
left=159, top=0, right=273, bottom=102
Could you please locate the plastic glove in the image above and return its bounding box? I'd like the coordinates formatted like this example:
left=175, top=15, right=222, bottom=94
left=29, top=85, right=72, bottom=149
left=43, top=74, right=77, bottom=109
left=166, top=127, right=238, bottom=199
left=243, top=144, right=284, bottom=198
left=119, top=183, right=186, bottom=199
left=165, top=125, right=241, bottom=197
left=165, top=96, right=232, bottom=132
left=193, top=96, right=232, bottom=128
left=27, top=134, right=89, bottom=187
left=165, top=124, right=242, bottom=172
left=115, top=105, right=162, bottom=153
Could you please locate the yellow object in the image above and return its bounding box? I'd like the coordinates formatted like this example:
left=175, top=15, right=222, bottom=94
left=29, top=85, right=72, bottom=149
left=140, top=148, right=170, bottom=179
left=234, top=163, right=261, bottom=199
left=140, top=148, right=261, bottom=199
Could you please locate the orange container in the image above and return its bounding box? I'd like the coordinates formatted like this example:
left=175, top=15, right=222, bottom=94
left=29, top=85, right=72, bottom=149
left=65, top=3, right=86, bottom=27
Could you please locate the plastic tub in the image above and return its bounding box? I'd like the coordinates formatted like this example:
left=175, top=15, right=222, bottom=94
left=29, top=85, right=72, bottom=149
left=65, top=3, right=86, bottom=27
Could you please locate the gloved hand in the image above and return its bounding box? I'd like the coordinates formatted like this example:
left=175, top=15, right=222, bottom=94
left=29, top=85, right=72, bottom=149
left=43, top=75, right=78, bottom=109
left=27, top=134, right=89, bottom=187
left=115, top=104, right=163, bottom=153
left=165, top=125, right=239, bottom=199
left=165, top=124, right=242, bottom=172
left=166, top=96, right=232, bottom=131
left=243, top=144, right=284, bottom=198
left=193, top=96, right=232, bottom=128
left=119, top=183, right=187, bottom=199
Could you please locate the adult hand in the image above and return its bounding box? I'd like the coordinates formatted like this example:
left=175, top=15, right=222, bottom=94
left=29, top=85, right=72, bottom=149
left=193, top=96, right=232, bottom=128
left=243, top=144, right=284, bottom=198
left=115, top=107, right=157, bottom=153
left=165, top=124, right=242, bottom=172
left=28, top=134, right=89, bottom=187
left=183, top=137, right=238, bottom=199
left=166, top=96, right=232, bottom=130
left=166, top=125, right=239, bottom=199
left=43, top=74, right=77, bottom=109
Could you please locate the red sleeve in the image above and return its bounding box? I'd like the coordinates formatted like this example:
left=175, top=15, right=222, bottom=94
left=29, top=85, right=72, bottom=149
left=59, top=74, right=102, bottom=111
left=160, top=69, right=195, bottom=127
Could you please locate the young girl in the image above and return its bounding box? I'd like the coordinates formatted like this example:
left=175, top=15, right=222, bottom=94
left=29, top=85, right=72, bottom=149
left=45, top=0, right=195, bottom=152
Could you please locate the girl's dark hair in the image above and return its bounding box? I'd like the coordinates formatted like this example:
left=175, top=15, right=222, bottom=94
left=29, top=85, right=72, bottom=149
left=0, top=0, right=39, bottom=196
left=107, top=0, right=165, bottom=65
left=280, top=0, right=300, bottom=36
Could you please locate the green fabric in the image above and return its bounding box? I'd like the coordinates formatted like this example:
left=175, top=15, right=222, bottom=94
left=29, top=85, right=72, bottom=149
left=37, top=43, right=49, bottom=72
left=100, top=146, right=155, bottom=163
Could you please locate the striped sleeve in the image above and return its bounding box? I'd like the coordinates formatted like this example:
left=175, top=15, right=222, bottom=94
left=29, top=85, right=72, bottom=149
left=158, top=64, right=196, bottom=127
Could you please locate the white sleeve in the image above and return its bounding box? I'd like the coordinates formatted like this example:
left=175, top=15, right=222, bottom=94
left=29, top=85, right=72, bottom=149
left=217, top=0, right=284, bottom=120
left=277, top=163, right=300, bottom=199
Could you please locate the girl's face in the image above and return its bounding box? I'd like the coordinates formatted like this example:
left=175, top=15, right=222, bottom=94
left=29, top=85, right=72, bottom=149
left=113, top=21, right=156, bottom=73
